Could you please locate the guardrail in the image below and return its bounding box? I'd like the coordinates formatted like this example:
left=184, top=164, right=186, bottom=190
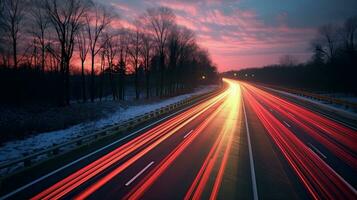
left=0, top=87, right=222, bottom=177
left=259, top=84, right=357, bottom=111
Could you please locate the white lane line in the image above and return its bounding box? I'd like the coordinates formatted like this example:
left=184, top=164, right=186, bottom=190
left=0, top=101, right=200, bottom=200
left=308, top=148, right=357, bottom=194
left=125, top=161, right=154, bottom=186
left=242, top=99, right=259, bottom=200
left=183, top=130, right=194, bottom=138
left=283, top=121, right=291, bottom=128
left=286, top=111, right=295, bottom=118
left=308, top=143, right=327, bottom=159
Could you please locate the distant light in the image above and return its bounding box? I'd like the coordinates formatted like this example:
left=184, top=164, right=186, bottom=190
left=202, top=75, right=206, bottom=79
left=234, top=73, right=237, bottom=76
left=245, top=74, right=248, bottom=77
left=252, top=74, right=255, bottom=77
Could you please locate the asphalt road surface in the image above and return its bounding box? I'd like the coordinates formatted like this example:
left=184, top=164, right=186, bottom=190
left=1, top=79, right=356, bottom=200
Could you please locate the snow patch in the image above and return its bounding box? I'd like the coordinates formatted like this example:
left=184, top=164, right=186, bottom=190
left=0, top=85, right=217, bottom=165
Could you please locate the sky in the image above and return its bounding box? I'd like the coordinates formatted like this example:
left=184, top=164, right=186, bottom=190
left=99, top=0, right=357, bottom=72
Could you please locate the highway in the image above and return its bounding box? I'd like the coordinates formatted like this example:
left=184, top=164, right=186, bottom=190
left=1, top=79, right=356, bottom=200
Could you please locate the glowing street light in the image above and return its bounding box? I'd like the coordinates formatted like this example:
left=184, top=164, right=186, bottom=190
left=234, top=73, right=237, bottom=77
left=202, top=75, right=206, bottom=79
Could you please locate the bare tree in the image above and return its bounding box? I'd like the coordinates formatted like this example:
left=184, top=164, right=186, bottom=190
left=86, top=5, right=112, bottom=102
left=44, top=0, right=89, bottom=105
left=145, top=7, right=175, bottom=97
left=176, top=27, right=195, bottom=92
left=140, top=32, right=154, bottom=99
left=46, top=42, right=61, bottom=72
left=0, top=0, right=4, bottom=65
left=314, top=24, right=339, bottom=62
left=98, top=50, right=105, bottom=101
left=167, top=25, right=179, bottom=95
left=0, top=0, right=27, bottom=68
left=342, top=16, right=357, bottom=53
left=117, top=30, right=129, bottom=100
left=76, top=28, right=89, bottom=102
left=29, top=0, right=49, bottom=72
left=167, top=26, right=195, bottom=95
left=103, top=32, right=119, bottom=100
left=128, top=20, right=143, bottom=100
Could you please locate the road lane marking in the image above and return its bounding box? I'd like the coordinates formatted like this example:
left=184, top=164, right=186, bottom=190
left=269, top=108, right=273, bottom=112
left=308, top=147, right=357, bottom=194
left=125, top=161, right=154, bottom=186
left=242, top=99, right=259, bottom=200
left=283, top=121, right=291, bottom=128
left=0, top=100, right=205, bottom=200
left=307, top=146, right=357, bottom=194
left=183, top=130, right=194, bottom=138
left=308, top=143, right=327, bottom=159
left=286, top=111, right=295, bottom=118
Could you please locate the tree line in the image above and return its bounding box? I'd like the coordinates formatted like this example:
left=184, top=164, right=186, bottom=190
left=0, top=0, right=218, bottom=106
left=226, top=15, right=357, bottom=94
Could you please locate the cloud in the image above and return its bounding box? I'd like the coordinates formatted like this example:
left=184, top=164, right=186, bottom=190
left=158, top=1, right=198, bottom=16
left=94, top=0, right=355, bottom=71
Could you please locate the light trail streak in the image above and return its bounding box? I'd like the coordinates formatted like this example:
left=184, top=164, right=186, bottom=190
left=242, top=83, right=357, bottom=169
left=185, top=79, right=241, bottom=200
left=32, top=87, right=229, bottom=200
left=73, top=89, right=230, bottom=199
left=242, top=83, right=357, bottom=199
left=252, top=84, right=356, bottom=147
left=209, top=81, right=241, bottom=200
left=124, top=99, right=227, bottom=200
left=125, top=79, right=241, bottom=200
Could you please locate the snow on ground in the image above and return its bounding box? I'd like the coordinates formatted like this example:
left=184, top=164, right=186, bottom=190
left=0, top=85, right=217, bottom=164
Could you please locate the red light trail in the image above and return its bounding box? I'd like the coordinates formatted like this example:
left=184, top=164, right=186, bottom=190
left=32, top=83, right=231, bottom=200
left=242, top=82, right=356, bottom=199
left=28, top=79, right=356, bottom=200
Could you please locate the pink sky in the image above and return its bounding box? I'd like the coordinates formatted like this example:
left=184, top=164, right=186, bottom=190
left=97, top=0, right=356, bottom=72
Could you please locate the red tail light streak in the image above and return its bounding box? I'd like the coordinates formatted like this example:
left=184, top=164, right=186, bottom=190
left=242, top=83, right=356, bottom=199
left=32, top=82, right=232, bottom=200
left=30, top=79, right=356, bottom=200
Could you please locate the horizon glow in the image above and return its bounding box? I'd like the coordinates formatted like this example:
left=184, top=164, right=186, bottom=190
left=96, top=0, right=357, bottom=72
